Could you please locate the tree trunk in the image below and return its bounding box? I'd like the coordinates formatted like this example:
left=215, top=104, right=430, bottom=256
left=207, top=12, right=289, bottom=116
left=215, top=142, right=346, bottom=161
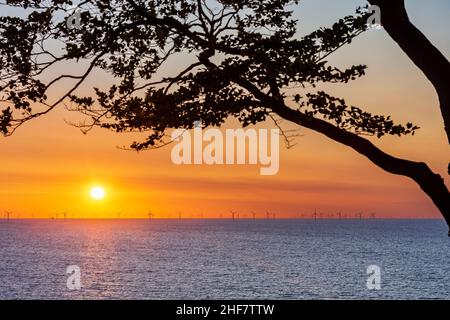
left=368, top=0, right=450, bottom=144
left=228, top=73, right=450, bottom=235
left=273, top=105, right=450, bottom=235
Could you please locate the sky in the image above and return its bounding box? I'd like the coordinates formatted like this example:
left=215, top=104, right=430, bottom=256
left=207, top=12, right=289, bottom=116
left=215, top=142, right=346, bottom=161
left=0, top=0, right=449, bottom=219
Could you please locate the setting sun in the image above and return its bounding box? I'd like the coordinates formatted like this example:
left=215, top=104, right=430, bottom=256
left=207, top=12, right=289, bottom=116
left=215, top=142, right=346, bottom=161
left=90, top=186, right=106, bottom=200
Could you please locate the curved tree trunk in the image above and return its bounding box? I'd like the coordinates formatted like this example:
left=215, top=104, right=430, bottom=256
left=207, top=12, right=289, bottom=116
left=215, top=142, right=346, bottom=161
left=368, top=0, right=450, bottom=144
left=274, top=105, right=450, bottom=235
left=227, top=73, right=450, bottom=235
left=227, top=73, right=450, bottom=233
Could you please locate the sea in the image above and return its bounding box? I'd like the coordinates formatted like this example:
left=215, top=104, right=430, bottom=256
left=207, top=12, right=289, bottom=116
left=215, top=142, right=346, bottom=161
left=0, top=219, right=449, bottom=299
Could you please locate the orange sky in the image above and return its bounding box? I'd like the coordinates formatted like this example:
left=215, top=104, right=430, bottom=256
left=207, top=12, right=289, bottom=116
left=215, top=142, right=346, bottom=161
left=0, top=0, right=449, bottom=219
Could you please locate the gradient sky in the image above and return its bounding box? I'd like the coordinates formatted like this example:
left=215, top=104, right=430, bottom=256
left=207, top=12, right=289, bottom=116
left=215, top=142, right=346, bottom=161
left=1, top=0, right=449, bottom=219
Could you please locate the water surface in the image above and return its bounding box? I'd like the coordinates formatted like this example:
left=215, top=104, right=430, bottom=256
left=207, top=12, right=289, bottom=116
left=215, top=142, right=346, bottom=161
left=0, top=219, right=448, bottom=299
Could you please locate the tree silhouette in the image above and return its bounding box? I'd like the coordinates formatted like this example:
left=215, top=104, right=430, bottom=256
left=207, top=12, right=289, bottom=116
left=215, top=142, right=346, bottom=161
left=0, top=0, right=448, bottom=233
left=368, top=0, right=450, bottom=145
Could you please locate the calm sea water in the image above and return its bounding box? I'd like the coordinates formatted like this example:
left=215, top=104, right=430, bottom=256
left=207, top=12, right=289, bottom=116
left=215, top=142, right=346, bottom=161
left=0, top=219, right=449, bottom=300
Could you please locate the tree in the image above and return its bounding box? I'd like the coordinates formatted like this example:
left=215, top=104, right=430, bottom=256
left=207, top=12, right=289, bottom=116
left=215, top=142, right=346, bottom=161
left=368, top=0, right=450, bottom=145
left=0, top=0, right=448, bottom=233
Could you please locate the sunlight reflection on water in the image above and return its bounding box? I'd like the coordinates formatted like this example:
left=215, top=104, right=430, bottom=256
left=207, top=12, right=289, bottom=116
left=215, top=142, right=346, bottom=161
left=0, top=219, right=449, bottom=299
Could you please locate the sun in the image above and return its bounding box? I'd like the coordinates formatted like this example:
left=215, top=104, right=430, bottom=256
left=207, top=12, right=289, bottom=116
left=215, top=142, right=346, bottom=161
left=90, top=186, right=105, bottom=200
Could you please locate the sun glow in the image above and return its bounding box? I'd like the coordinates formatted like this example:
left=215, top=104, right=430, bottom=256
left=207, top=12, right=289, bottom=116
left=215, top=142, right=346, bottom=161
left=90, top=186, right=106, bottom=200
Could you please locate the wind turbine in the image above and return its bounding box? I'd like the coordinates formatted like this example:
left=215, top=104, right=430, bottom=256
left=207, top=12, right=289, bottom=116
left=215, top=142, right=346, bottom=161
left=147, top=210, right=154, bottom=221
left=230, top=210, right=237, bottom=221
left=177, top=211, right=183, bottom=220
left=4, top=211, right=12, bottom=221
left=251, top=211, right=256, bottom=220
left=313, top=209, right=318, bottom=221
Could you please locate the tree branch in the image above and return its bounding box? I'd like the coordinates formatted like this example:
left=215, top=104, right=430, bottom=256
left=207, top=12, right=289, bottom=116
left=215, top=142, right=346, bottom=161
left=368, top=0, right=450, bottom=144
